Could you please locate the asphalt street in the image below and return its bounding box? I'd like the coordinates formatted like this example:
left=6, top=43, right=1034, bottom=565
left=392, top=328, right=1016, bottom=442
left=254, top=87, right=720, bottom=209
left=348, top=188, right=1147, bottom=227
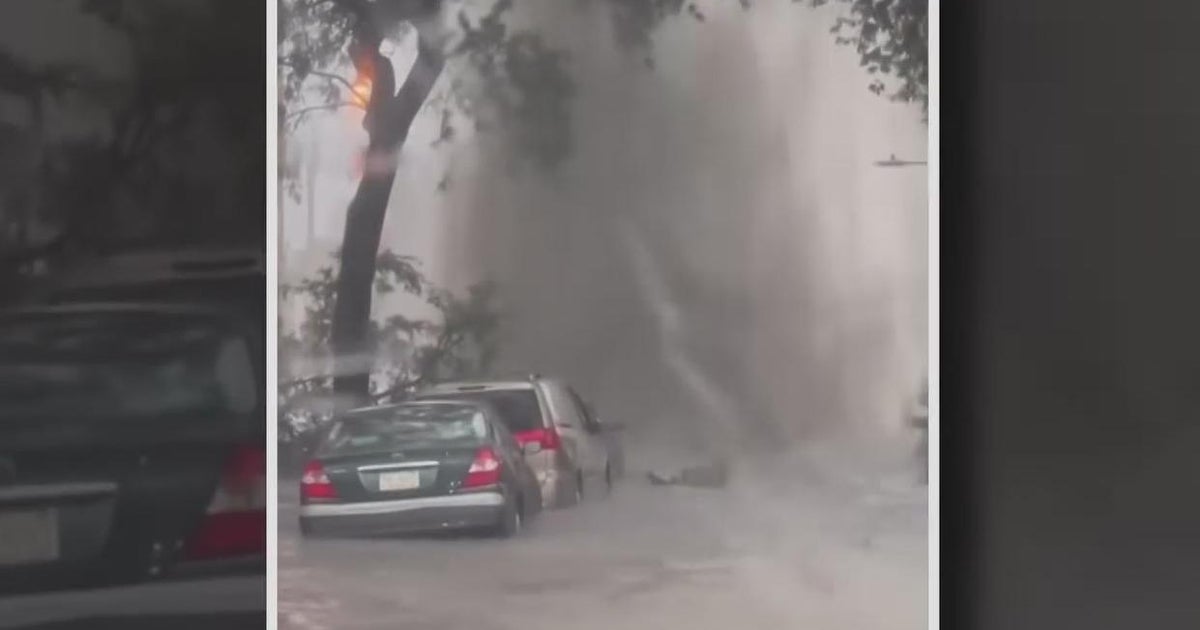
left=279, top=456, right=927, bottom=630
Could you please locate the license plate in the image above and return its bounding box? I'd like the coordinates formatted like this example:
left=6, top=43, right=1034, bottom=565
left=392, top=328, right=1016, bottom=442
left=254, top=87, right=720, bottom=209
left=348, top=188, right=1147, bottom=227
left=378, top=471, right=421, bottom=492
left=0, top=508, right=59, bottom=566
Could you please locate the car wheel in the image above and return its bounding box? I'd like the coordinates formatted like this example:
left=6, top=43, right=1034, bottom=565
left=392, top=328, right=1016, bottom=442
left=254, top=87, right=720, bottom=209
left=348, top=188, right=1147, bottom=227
left=496, top=497, right=522, bottom=538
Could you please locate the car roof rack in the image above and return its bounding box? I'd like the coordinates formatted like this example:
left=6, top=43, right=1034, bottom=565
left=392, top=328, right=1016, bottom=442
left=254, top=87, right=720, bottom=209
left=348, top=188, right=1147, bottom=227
left=445, top=371, right=544, bottom=382
left=417, top=372, right=549, bottom=392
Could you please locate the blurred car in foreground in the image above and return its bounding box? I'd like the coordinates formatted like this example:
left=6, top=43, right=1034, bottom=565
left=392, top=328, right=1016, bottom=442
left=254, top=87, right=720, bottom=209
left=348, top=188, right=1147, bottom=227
left=11, top=612, right=265, bottom=630
left=299, top=400, right=542, bottom=538
left=414, top=376, right=625, bottom=508
left=0, top=575, right=265, bottom=629
left=0, top=303, right=265, bottom=595
left=27, top=248, right=264, bottom=348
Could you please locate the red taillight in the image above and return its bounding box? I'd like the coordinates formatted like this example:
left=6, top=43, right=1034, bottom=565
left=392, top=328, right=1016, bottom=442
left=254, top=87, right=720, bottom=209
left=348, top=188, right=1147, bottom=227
left=183, top=445, right=266, bottom=561
left=300, top=459, right=338, bottom=500
left=514, top=427, right=560, bottom=452
left=463, top=446, right=502, bottom=488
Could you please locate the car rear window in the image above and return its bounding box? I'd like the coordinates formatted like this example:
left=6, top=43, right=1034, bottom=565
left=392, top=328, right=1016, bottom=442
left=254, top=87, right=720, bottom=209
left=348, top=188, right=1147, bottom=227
left=48, top=275, right=265, bottom=338
left=319, top=404, right=488, bottom=456
left=415, top=389, right=544, bottom=433
left=0, top=311, right=254, bottom=422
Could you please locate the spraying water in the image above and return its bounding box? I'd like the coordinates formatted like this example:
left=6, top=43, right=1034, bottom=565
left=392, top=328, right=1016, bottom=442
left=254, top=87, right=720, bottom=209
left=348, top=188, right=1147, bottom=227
left=617, top=212, right=743, bottom=462
left=437, top=1, right=926, bottom=466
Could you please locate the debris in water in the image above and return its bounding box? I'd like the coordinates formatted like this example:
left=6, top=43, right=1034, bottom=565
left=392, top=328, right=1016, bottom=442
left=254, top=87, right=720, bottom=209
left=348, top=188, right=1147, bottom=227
left=647, top=460, right=730, bottom=488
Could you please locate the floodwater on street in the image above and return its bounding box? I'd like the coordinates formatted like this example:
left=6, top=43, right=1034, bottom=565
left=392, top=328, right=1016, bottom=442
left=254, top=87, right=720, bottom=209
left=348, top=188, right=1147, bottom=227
left=280, top=449, right=926, bottom=630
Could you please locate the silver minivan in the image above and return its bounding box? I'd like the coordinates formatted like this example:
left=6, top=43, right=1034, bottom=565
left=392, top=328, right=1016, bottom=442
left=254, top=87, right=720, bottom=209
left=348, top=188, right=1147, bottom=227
left=414, top=376, right=624, bottom=508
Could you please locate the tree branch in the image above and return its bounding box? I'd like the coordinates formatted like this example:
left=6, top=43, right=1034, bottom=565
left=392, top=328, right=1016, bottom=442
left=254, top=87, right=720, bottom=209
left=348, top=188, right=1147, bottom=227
left=280, top=59, right=357, bottom=93
left=287, top=101, right=359, bottom=123
left=309, top=69, right=357, bottom=92
left=279, top=373, right=333, bottom=390
left=328, top=0, right=372, bottom=24
left=376, top=32, right=446, bottom=147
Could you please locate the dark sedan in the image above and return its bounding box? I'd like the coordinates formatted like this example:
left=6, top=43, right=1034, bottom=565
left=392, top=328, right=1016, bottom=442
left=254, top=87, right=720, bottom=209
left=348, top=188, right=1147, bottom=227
left=0, top=304, right=265, bottom=595
left=299, top=401, right=543, bottom=539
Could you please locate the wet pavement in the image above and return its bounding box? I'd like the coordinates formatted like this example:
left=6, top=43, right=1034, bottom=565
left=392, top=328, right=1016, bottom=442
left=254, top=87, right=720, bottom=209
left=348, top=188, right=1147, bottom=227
left=279, top=457, right=927, bottom=630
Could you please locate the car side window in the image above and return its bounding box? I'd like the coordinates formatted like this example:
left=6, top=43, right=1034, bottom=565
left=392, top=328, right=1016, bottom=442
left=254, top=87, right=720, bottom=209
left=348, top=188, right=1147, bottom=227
left=542, top=384, right=582, bottom=428
left=493, top=422, right=520, bottom=455
left=567, top=388, right=601, bottom=433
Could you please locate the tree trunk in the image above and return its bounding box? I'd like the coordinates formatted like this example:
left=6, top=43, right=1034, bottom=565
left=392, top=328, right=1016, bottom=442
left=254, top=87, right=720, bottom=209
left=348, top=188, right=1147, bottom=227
left=330, top=166, right=397, bottom=399
left=330, top=34, right=445, bottom=406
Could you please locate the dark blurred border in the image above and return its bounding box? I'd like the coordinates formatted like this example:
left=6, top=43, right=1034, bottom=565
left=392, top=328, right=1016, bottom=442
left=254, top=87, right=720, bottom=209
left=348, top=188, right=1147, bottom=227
left=951, top=2, right=1200, bottom=628
left=19, top=612, right=266, bottom=630
left=0, top=0, right=267, bottom=616
left=940, top=0, right=978, bottom=627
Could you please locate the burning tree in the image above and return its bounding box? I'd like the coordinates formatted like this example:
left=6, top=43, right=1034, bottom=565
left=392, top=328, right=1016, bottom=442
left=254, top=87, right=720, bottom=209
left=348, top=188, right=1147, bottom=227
left=279, top=0, right=926, bottom=406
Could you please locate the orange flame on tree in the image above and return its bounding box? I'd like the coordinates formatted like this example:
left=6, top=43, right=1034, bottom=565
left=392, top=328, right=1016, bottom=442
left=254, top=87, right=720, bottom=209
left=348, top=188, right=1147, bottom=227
left=350, top=74, right=373, bottom=109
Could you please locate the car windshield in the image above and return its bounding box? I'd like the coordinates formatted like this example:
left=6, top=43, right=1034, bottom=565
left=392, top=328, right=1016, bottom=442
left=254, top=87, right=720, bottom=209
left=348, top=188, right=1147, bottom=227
left=415, top=389, right=543, bottom=433
left=319, top=404, right=489, bottom=456
left=0, top=311, right=255, bottom=421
